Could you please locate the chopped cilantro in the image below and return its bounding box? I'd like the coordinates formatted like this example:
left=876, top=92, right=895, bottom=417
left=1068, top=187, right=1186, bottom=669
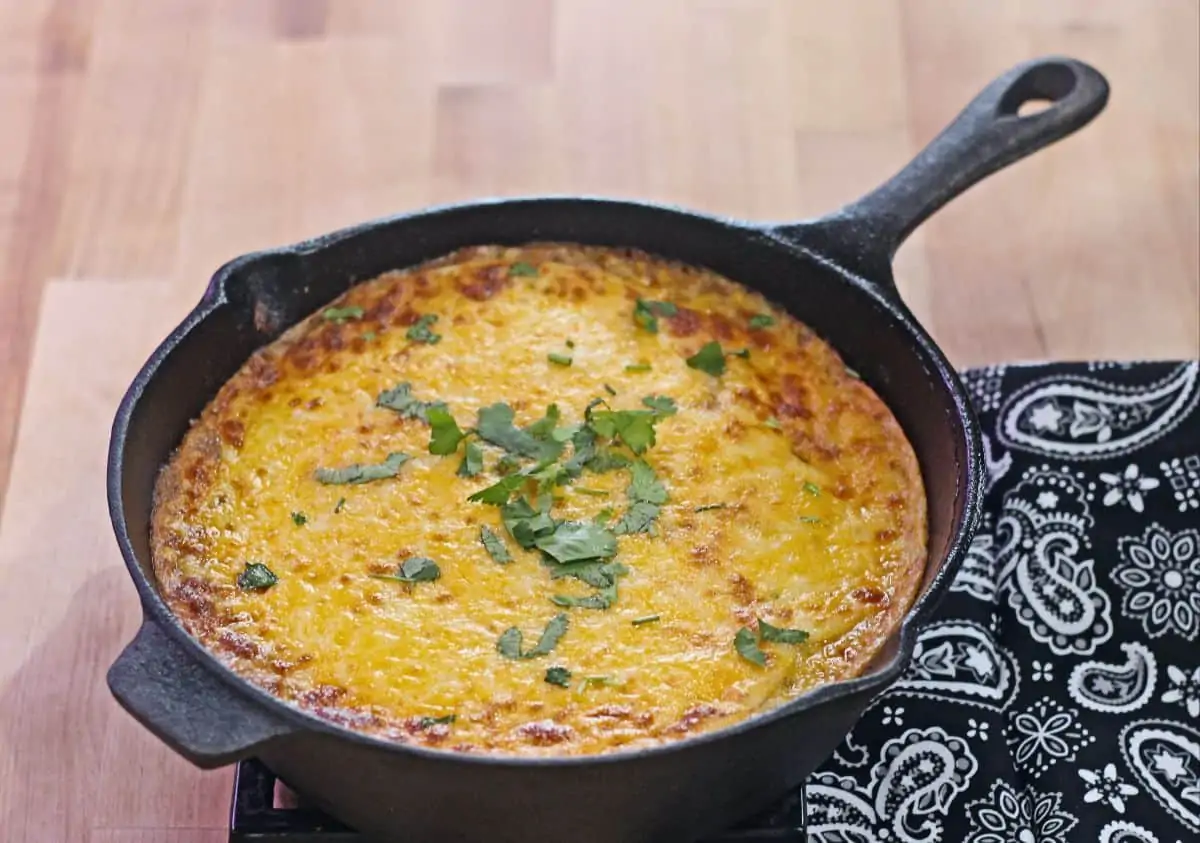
left=468, top=472, right=527, bottom=506
left=545, top=666, right=572, bottom=687
left=633, top=299, right=678, bottom=333
left=496, top=454, right=522, bottom=475
left=457, top=441, right=484, bottom=477
left=845, top=366, right=862, bottom=380
left=322, top=305, right=364, bottom=323
left=417, top=714, right=456, bottom=728
left=735, top=626, right=767, bottom=667
left=501, top=496, right=557, bottom=547
left=480, top=526, right=513, bottom=564
left=535, top=521, right=618, bottom=563
left=641, top=394, right=677, bottom=416
left=371, top=556, right=441, bottom=584
left=579, top=675, right=623, bottom=689
left=799, top=515, right=822, bottom=524
left=729, top=347, right=750, bottom=359
left=376, top=383, right=445, bottom=422
left=594, top=507, right=614, bottom=525
left=566, top=339, right=575, bottom=349
left=237, top=562, right=278, bottom=591
left=496, top=627, right=524, bottom=659
left=291, top=511, right=308, bottom=526
left=551, top=590, right=615, bottom=610
left=496, top=614, right=569, bottom=659
left=574, top=487, right=608, bottom=497
left=406, top=314, right=441, bottom=344
left=631, top=614, right=661, bottom=626
left=603, top=383, right=617, bottom=397
left=315, top=452, right=409, bottom=485
left=427, top=406, right=466, bottom=455
left=764, top=416, right=782, bottom=430
left=613, top=461, right=667, bottom=536
left=334, top=497, right=347, bottom=514
left=362, top=330, right=377, bottom=341
left=476, top=403, right=561, bottom=460
left=588, top=409, right=660, bottom=454
left=548, top=560, right=628, bottom=590
left=748, top=313, right=775, bottom=330
left=694, top=503, right=726, bottom=512
left=509, top=261, right=538, bottom=277
left=803, top=481, right=821, bottom=496
left=548, top=352, right=573, bottom=367
left=585, top=448, right=632, bottom=473
left=525, top=404, right=561, bottom=440
left=686, top=341, right=727, bottom=376
left=625, top=363, right=651, bottom=373
left=758, top=618, right=809, bottom=645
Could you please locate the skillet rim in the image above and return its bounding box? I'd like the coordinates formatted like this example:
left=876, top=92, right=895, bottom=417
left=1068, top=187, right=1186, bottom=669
left=106, top=194, right=985, bottom=768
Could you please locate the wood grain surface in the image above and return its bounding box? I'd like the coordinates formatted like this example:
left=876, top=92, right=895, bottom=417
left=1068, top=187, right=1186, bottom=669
left=0, top=2, right=1196, bottom=841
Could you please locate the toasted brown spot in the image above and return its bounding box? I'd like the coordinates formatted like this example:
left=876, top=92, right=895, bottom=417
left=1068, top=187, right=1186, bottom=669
left=666, top=307, right=702, bottom=337
left=851, top=586, right=890, bottom=606
left=460, top=264, right=510, bottom=301
left=301, top=684, right=348, bottom=708
left=668, top=704, right=722, bottom=734
left=515, top=719, right=574, bottom=745
left=218, top=419, right=245, bottom=449
left=728, top=572, right=756, bottom=605
left=219, top=630, right=263, bottom=660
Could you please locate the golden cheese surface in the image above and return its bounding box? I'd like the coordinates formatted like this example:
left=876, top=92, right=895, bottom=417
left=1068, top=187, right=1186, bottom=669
left=152, top=244, right=926, bottom=757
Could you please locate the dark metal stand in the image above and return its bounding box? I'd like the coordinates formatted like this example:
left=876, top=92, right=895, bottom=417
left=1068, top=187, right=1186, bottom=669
left=230, top=759, right=807, bottom=842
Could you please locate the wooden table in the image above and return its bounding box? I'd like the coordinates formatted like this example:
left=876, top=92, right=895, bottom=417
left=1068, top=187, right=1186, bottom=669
left=0, top=2, right=1195, bottom=841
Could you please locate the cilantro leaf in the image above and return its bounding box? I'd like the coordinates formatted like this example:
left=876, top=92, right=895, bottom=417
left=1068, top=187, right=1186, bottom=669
left=496, top=627, right=524, bottom=659
left=477, top=403, right=561, bottom=460
left=237, top=562, right=277, bottom=591
left=548, top=560, right=628, bottom=589
left=548, top=352, right=572, bottom=367
left=749, top=313, right=775, bottom=330
left=480, top=526, right=512, bottom=564
left=457, top=441, right=484, bottom=477
left=803, top=481, right=821, bottom=496
left=509, top=261, right=538, bottom=277
left=641, top=394, right=677, bottom=416
left=291, top=511, right=308, bottom=526
left=427, top=406, right=466, bottom=455
left=376, top=383, right=445, bottom=422
left=525, top=404, right=561, bottom=440
left=525, top=613, right=570, bottom=657
left=323, top=305, right=364, bottom=323
left=686, top=341, right=726, bottom=376
left=758, top=618, right=809, bottom=645
left=613, top=461, right=667, bottom=535
left=550, top=591, right=614, bottom=610
left=562, top=426, right=597, bottom=477
left=764, top=416, right=782, bottom=430
left=372, top=556, right=441, bottom=584
left=586, top=448, right=632, bottom=473
left=735, top=626, right=767, bottom=666
left=588, top=409, right=659, bottom=454
left=632, top=614, right=660, bottom=626
left=799, top=515, right=822, bottom=524
left=545, top=666, right=572, bottom=687
left=467, top=473, right=525, bottom=505
left=534, top=521, right=618, bottom=563
left=417, top=714, right=456, bottom=728
left=501, top=496, right=556, bottom=547
left=406, top=314, right=441, bottom=344
left=632, top=299, right=678, bottom=333
left=496, top=614, right=570, bottom=659
left=315, top=452, right=409, bottom=485
left=594, top=507, right=614, bottom=525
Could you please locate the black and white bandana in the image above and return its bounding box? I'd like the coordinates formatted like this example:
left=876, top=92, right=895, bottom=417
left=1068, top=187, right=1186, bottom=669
left=769, top=361, right=1200, bottom=843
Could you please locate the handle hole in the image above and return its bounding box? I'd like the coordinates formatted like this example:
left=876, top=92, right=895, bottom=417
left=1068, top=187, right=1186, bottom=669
left=998, top=62, right=1078, bottom=117
left=1016, top=98, right=1055, bottom=117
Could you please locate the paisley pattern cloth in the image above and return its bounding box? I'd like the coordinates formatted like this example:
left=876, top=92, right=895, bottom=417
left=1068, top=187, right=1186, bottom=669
left=756, top=361, right=1200, bottom=843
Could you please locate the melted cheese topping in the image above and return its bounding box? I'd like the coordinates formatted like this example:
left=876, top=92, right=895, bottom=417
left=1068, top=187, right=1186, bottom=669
left=152, top=245, right=926, bottom=757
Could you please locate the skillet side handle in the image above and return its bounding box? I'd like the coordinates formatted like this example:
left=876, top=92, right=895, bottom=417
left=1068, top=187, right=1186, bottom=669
left=107, top=618, right=296, bottom=769
left=773, top=56, right=1109, bottom=279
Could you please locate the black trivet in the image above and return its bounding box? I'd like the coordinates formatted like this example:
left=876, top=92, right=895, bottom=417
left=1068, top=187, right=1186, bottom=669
left=229, top=759, right=807, bottom=842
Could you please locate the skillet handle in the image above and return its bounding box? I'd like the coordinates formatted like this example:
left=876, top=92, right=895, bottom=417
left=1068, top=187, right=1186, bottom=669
left=772, top=56, right=1109, bottom=278
left=107, top=617, right=296, bottom=769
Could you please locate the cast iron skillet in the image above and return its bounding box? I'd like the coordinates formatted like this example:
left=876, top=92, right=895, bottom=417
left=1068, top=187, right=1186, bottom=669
left=106, top=56, right=1108, bottom=843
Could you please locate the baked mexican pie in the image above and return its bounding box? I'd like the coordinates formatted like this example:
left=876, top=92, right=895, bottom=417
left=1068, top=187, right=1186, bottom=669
left=152, top=244, right=927, bottom=757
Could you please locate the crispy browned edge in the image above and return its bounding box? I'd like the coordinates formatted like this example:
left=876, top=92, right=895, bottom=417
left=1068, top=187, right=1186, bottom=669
left=150, top=243, right=928, bottom=729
